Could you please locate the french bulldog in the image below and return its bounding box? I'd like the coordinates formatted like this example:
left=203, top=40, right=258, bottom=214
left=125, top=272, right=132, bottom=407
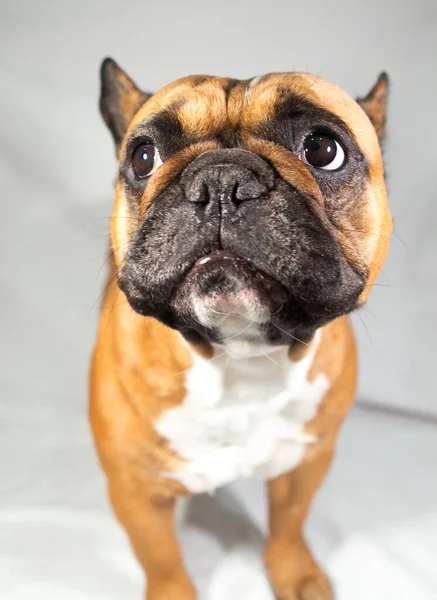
left=90, top=58, right=391, bottom=600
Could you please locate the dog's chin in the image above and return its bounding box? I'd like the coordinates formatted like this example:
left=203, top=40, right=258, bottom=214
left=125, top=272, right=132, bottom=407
left=171, top=250, right=288, bottom=344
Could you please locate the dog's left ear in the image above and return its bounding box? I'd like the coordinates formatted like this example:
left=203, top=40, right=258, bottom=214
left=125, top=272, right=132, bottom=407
left=357, top=72, right=389, bottom=140
left=100, top=57, right=151, bottom=152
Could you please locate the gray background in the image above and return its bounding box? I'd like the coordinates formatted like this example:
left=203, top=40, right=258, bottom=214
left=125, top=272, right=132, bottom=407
left=2, top=0, right=436, bottom=417
left=1, top=1, right=436, bottom=599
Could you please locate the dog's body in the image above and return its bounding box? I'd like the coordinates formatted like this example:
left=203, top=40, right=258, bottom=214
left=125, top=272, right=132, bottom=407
left=90, top=61, right=391, bottom=600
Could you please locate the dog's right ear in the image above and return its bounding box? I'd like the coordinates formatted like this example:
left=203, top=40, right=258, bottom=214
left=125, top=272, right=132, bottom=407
left=356, top=72, right=389, bottom=141
left=100, top=58, right=151, bottom=152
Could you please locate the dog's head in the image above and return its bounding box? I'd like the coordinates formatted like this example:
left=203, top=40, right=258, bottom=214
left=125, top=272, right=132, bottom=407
left=100, top=58, right=391, bottom=348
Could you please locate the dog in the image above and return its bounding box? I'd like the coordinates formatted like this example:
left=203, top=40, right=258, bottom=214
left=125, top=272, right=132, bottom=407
left=90, top=57, right=392, bottom=600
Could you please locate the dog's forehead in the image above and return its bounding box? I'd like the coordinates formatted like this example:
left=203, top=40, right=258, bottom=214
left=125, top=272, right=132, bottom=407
left=129, top=73, right=381, bottom=164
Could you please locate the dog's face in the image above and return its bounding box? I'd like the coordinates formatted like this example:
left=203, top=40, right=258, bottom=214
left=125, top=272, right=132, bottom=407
left=100, top=59, right=392, bottom=347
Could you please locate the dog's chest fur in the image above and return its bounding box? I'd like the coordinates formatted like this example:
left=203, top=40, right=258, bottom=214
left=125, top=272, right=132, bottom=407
left=155, top=333, right=329, bottom=493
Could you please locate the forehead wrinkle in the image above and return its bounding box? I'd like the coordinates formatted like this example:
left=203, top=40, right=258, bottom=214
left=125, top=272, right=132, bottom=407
left=227, top=80, right=246, bottom=129
left=244, top=73, right=307, bottom=104
left=239, top=73, right=323, bottom=133
left=176, top=78, right=230, bottom=137
left=240, top=81, right=280, bottom=131
left=129, top=76, right=216, bottom=130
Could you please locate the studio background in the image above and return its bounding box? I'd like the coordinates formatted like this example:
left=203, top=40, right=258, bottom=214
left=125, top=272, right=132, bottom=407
left=1, top=1, right=436, bottom=599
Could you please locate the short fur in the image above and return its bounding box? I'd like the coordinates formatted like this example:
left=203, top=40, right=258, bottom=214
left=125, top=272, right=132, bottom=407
left=91, top=58, right=391, bottom=600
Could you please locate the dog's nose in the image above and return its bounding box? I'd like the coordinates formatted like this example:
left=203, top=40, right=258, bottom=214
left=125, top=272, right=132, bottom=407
left=182, top=149, right=275, bottom=212
left=188, top=165, right=268, bottom=209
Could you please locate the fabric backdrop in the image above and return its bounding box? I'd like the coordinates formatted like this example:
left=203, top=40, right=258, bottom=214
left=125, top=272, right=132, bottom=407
left=2, top=0, right=436, bottom=417
left=1, top=2, right=436, bottom=599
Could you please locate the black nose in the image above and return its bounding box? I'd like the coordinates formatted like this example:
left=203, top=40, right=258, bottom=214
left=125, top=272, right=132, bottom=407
left=181, top=149, right=275, bottom=213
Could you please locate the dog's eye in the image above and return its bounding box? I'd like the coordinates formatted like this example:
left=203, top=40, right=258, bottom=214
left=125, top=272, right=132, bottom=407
left=132, top=143, right=162, bottom=178
left=301, top=134, right=345, bottom=170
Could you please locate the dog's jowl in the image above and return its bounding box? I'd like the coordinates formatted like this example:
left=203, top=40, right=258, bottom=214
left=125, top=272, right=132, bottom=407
left=90, top=58, right=392, bottom=600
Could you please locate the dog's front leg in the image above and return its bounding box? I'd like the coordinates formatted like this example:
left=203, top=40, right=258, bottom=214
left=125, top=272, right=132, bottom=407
left=265, top=441, right=335, bottom=600
left=108, top=477, right=196, bottom=600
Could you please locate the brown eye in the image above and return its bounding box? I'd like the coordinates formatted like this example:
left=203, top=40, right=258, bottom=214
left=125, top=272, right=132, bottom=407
left=301, top=133, right=345, bottom=170
left=132, top=143, right=162, bottom=178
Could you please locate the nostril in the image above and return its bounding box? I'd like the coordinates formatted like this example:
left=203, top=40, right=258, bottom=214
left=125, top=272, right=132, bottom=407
left=188, top=181, right=209, bottom=204
left=235, top=179, right=268, bottom=202
left=230, top=181, right=241, bottom=206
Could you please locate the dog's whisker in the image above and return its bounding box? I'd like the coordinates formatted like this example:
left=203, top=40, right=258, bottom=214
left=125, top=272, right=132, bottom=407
left=260, top=349, right=286, bottom=371
left=207, top=307, right=236, bottom=318
left=356, top=311, right=376, bottom=351
left=272, top=323, right=310, bottom=348
left=337, top=226, right=392, bottom=239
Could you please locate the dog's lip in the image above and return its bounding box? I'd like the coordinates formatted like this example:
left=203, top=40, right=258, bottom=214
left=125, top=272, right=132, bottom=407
left=192, top=249, right=240, bottom=269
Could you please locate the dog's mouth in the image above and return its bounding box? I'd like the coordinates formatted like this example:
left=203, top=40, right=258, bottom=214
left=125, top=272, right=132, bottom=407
left=172, top=248, right=288, bottom=336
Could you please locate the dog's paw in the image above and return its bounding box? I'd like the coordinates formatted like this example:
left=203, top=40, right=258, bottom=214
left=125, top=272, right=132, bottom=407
left=273, top=572, right=333, bottom=600
left=292, top=574, right=333, bottom=600
left=265, top=539, right=334, bottom=600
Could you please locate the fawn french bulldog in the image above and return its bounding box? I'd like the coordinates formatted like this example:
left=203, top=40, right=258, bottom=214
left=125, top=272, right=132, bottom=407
left=90, top=58, right=391, bottom=600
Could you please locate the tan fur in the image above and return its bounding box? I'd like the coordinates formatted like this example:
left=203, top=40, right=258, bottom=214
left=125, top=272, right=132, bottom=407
left=176, top=79, right=229, bottom=136
left=91, top=69, right=391, bottom=600
left=115, top=74, right=391, bottom=287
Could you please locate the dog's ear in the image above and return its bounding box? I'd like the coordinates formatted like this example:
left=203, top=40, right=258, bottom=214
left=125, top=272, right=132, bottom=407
left=357, top=72, right=389, bottom=140
left=100, top=57, right=151, bottom=151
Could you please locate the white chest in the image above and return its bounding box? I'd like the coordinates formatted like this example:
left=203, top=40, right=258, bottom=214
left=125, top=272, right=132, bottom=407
left=155, top=335, right=329, bottom=493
